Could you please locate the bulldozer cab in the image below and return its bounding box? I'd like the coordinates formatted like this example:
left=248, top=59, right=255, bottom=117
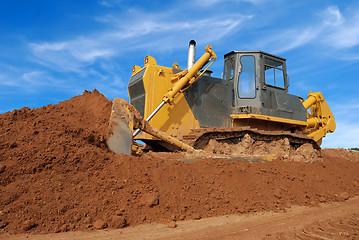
left=223, top=51, right=289, bottom=104
left=222, top=51, right=307, bottom=126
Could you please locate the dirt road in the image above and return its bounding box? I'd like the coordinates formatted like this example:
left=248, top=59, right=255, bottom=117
left=1, top=196, right=358, bottom=240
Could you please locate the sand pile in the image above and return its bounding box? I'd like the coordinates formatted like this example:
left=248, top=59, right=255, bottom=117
left=0, top=90, right=358, bottom=234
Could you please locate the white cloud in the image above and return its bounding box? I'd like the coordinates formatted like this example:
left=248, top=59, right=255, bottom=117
left=0, top=70, right=69, bottom=94
left=20, top=71, right=62, bottom=86
left=99, top=15, right=247, bottom=41
left=319, top=6, right=359, bottom=49
left=326, top=25, right=359, bottom=49
left=98, top=0, right=122, bottom=7
left=194, top=0, right=270, bottom=6
left=252, top=5, right=359, bottom=58
left=322, top=6, right=344, bottom=26
left=0, top=74, right=18, bottom=87
left=30, top=38, right=115, bottom=73
left=31, top=40, right=114, bottom=63
left=339, top=53, right=359, bottom=60
left=21, top=71, right=44, bottom=83
left=258, top=28, right=320, bottom=54
left=31, top=42, right=67, bottom=51
left=29, top=12, right=251, bottom=73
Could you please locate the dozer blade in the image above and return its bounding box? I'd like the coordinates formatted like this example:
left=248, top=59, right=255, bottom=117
left=107, top=98, right=196, bottom=155
left=107, top=98, right=134, bottom=155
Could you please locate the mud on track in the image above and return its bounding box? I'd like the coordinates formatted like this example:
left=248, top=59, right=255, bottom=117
left=0, top=90, right=359, bottom=235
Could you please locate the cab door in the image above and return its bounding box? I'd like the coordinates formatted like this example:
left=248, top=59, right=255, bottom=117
left=233, top=54, right=258, bottom=108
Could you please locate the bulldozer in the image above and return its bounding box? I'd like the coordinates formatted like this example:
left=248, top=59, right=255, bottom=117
left=107, top=40, right=336, bottom=155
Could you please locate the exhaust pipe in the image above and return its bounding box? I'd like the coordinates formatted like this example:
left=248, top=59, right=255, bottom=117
left=187, top=40, right=196, bottom=70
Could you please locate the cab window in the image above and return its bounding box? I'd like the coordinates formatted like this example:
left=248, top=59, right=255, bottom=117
left=264, top=58, right=285, bottom=88
left=223, top=57, right=234, bottom=81
left=238, top=55, right=255, bottom=98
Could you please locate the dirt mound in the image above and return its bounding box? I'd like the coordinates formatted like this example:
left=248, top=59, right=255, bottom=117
left=322, top=148, right=359, bottom=162
left=0, top=90, right=359, bottom=234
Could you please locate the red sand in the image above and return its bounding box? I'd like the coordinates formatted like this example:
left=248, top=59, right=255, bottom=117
left=0, top=90, right=358, bottom=234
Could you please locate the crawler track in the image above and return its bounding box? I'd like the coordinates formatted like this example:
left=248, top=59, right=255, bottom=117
left=183, top=127, right=319, bottom=150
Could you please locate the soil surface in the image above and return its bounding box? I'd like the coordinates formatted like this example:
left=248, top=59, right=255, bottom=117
left=0, top=90, right=359, bottom=238
left=1, top=196, right=357, bottom=240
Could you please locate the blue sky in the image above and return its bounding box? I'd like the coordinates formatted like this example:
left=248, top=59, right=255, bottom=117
left=1, top=0, right=359, bottom=148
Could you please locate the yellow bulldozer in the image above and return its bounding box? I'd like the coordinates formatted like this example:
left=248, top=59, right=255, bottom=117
left=107, top=40, right=335, bottom=155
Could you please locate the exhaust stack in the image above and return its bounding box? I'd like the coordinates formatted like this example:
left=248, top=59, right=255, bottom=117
left=187, top=40, right=196, bottom=70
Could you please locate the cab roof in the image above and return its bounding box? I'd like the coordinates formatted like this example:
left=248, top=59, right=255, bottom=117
left=224, top=51, right=286, bottom=61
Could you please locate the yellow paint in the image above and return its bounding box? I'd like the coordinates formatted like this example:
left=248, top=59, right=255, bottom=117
left=231, top=113, right=308, bottom=126
left=231, top=91, right=336, bottom=145
left=162, top=45, right=216, bottom=104
left=130, top=46, right=216, bottom=142
left=134, top=62, right=200, bottom=141
left=302, top=92, right=336, bottom=143
left=131, top=65, right=142, bottom=76
left=257, top=155, right=275, bottom=162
